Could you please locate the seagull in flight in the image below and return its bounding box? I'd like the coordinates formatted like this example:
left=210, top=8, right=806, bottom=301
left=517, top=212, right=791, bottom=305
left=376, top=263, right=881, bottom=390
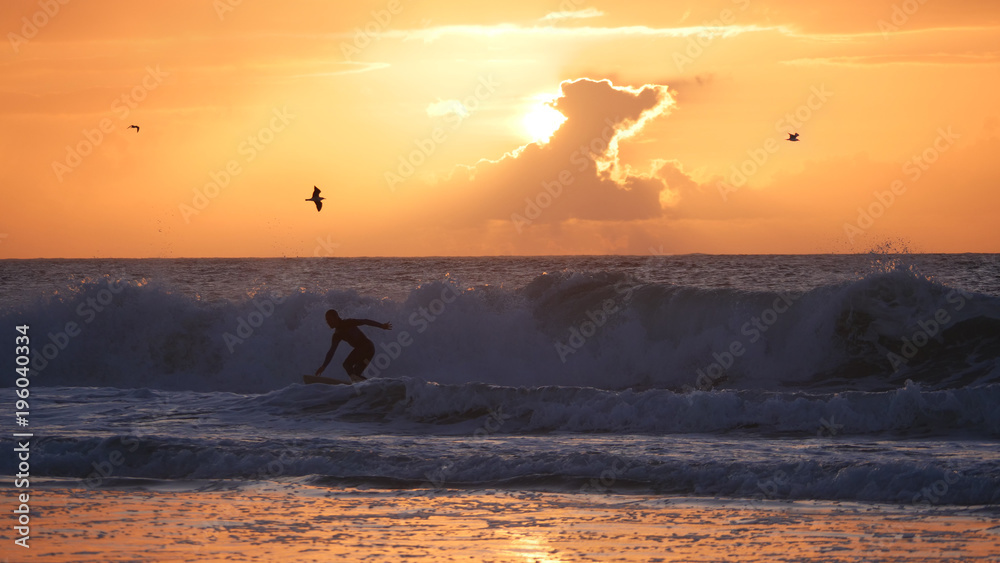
left=786, top=132, right=800, bottom=142
left=128, top=125, right=140, bottom=133
left=306, top=186, right=325, bottom=212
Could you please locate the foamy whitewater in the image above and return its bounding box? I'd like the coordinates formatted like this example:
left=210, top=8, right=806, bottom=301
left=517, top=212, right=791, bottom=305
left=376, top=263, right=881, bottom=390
left=2, top=255, right=999, bottom=505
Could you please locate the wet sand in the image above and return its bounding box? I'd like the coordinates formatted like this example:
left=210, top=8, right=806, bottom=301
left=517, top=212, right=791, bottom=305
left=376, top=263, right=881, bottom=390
left=5, top=482, right=1000, bottom=562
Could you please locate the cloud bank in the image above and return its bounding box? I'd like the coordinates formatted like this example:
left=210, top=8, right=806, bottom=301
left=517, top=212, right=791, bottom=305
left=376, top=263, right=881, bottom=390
left=441, top=78, right=677, bottom=232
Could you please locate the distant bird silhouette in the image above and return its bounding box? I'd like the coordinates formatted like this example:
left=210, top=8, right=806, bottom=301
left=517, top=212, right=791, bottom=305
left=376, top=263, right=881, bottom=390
left=306, top=186, right=324, bottom=211
left=786, top=132, right=800, bottom=142
left=128, top=125, right=140, bottom=133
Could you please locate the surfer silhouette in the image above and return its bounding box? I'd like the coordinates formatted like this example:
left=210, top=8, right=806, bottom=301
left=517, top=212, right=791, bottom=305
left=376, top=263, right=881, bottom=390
left=315, top=309, right=392, bottom=382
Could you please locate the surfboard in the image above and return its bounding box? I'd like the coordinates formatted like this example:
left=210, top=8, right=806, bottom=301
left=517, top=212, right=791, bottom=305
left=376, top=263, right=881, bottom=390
left=303, top=375, right=351, bottom=385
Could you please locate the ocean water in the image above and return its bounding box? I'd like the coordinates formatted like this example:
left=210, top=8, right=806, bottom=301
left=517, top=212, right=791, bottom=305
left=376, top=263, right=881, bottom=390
left=1, top=254, right=999, bottom=506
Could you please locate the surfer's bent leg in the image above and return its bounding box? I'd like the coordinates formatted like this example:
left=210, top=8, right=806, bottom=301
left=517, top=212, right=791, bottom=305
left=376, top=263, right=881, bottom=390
left=343, top=341, right=375, bottom=382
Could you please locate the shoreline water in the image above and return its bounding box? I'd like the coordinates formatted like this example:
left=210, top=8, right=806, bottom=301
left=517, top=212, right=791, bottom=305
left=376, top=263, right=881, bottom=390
left=4, top=482, right=999, bottom=562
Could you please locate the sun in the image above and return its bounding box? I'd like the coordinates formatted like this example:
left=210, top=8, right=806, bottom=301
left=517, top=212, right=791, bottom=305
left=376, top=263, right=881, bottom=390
left=521, top=100, right=567, bottom=144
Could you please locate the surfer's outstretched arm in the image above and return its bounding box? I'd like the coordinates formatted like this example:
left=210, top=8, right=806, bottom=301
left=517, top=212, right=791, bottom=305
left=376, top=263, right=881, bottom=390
left=315, top=335, right=342, bottom=375
left=350, top=319, right=393, bottom=330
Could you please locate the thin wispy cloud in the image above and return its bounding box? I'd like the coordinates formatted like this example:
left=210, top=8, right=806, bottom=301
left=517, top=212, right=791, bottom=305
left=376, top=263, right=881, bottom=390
left=382, top=23, right=780, bottom=43
left=782, top=53, right=1000, bottom=66
left=285, top=62, right=392, bottom=78
left=426, top=99, right=470, bottom=118
left=540, top=8, right=605, bottom=22
left=785, top=24, right=1000, bottom=42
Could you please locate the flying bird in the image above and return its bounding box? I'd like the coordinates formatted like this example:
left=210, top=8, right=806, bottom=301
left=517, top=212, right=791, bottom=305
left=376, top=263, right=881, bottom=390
left=786, top=132, right=800, bottom=142
left=128, top=125, right=140, bottom=133
left=306, top=186, right=325, bottom=211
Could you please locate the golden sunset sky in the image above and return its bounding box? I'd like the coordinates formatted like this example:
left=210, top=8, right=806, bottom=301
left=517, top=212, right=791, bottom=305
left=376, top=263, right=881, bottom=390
left=2, top=0, right=998, bottom=257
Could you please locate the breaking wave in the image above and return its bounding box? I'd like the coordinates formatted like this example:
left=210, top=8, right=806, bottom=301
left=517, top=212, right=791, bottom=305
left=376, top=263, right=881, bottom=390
left=3, top=264, right=999, bottom=394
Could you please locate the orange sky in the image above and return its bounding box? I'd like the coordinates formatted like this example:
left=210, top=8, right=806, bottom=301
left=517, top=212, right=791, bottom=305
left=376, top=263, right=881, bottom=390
left=2, top=0, right=998, bottom=257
